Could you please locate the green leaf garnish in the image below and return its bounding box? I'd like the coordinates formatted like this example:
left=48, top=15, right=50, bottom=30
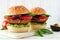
left=8, top=23, right=31, bottom=27
left=35, top=30, right=44, bottom=37
left=1, top=28, right=6, bottom=30
left=29, top=12, right=50, bottom=17
left=41, top=29, right=53, bottom=34
left=35, top=29, right=53, bottom=37
left=42, top=14, right=50, bottom=17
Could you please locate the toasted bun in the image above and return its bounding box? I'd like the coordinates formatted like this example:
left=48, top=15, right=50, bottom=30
left=31, top=24, right=46, bottom=30
left=8, top=6, right=29, bottom=15
left=7, top=26, right=32, bottom=33
left=31, top=7, right=46, bottom=15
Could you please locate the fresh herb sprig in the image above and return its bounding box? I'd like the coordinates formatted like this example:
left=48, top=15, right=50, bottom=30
left=35, top=29, right=53, bottom=37
left=29, top=12, right=50, bottom=17
left=1, top=28, right=6, bottom=30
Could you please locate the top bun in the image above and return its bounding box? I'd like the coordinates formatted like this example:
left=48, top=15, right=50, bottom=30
left=31, top=7, right=46, bottom=15
left=8, top=6, right=29, bottom=15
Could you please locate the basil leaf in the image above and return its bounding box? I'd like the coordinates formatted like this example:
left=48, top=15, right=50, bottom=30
left=1, top=28, right=6, bottom=30
left=41, top=29, right=53, bottom=34
left=35, top=30, right=44, bottom=37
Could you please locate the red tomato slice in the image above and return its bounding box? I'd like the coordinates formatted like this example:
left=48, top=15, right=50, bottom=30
left=2, top=20, right=8, bottom=30
left=39, top=15, right=47, bottom=19
left=38, top=15, right=48, bottom=22
left=21, top=16, right=32, bottom=20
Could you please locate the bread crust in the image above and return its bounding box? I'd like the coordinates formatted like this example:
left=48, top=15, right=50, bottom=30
left=31, top=7, right=46, bottom=15
left=31, top=24, right=46, bottom=30
left=7, top=26, right=31, bottom=33
left=8, top=6, right=29, bottom=15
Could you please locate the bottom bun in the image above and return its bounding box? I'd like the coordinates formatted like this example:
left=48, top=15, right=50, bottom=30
left=31, top=24, right=46, bottom=30
left=7, top=26, right=32, bottom=33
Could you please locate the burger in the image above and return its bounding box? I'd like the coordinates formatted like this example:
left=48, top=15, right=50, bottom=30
left=30, top=7, right=50, bottom=30
left=2, top=6, right=50, bottom=32
left=4, top=6, right=32, bottom=32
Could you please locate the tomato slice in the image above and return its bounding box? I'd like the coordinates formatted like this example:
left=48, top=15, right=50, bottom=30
left=38, top=15, right=48, bottom=22
left=39, top=15, right=48, bottom=19
left=21, top=16, right=32, bottom=20
left=2, top=20, right=8, bottom=30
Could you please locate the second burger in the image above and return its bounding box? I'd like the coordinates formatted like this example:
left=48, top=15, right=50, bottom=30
left=30, top=7, right=50, bottom=30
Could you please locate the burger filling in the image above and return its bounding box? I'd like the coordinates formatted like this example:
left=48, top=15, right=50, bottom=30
left=31, top=21, right=47, bottom=26
left=8, top=23, right=30, bottom=27
left=4, top=14, right=32, bottom=24
left=4, top=14, right=32, bottom=28
left=31, top=14, right=49, bottom=24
